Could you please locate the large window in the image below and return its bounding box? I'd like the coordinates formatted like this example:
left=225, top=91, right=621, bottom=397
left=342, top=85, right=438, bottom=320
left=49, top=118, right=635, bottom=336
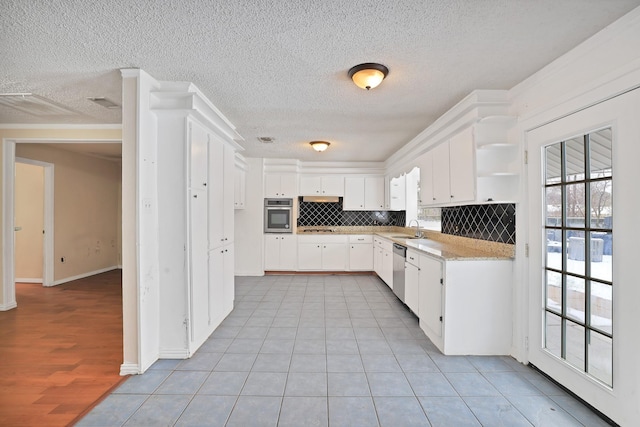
left=543, top=128, right=613, bottom=386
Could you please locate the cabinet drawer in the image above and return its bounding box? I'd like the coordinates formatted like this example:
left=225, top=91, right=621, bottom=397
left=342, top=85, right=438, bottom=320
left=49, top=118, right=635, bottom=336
left=406, top=249, right=420, bottom=268
left=349, top=234, right=373, bottom=243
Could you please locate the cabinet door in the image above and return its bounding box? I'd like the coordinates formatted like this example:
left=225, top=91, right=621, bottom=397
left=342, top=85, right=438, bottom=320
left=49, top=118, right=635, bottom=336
left=349, top=243, right=373, bottom=271
left=209, top=247, right=225, bottom=326
left=298, top=242, right=322, bottom=270
left=264, top=235, right=281, bottom=270
left=449, top=127, right=476, bottom=203
left=432, top=142, right=451, bottom=204
left=222, top=244, right=234, bottom=315
left=299, top=176, right=322, bottom=195
left=264, top=174, right=281, bottom=197
left=223, top=144, right=235, bottom=241
left=389, top=175, right=406, bottom=210
left=189, top=188, right=209, bottom=347
left=405, top=254, right=420, bottom=315
left=419, top=255, right=443, bottom=337
left=321, top=176, right=344, bottom=196
left=322, top=243, right=346, bottom=270
left=373, top=247, right=383, bottom=277
left=279, top=235, right=298, bottom=270
left=189, top=121, right=209, bottom=190
left=382, top=249, right=394, bottom=289
left=364, top=177, right=385, bottom=210
left=280, top=174, right=298, bottom=197
left=208, top=136, right=225, bottom=248
left=344, top=177, right=365, bottom=210
left=418, top=151, right=435, bottom=205
left=234, top=167, right=245, bottom=209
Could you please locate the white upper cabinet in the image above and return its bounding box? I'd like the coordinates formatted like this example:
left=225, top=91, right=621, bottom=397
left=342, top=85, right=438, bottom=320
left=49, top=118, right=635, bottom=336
left=189, top=122, right=209, bottom=190
left=389, top=175, right=406, bottom=211
left=418, top=116, right=517, bottom=207
left=265, top=173, right=297, bottom=198
left=344, top=176, right=385, bottom=211
left=299, top=175, right=344, bottom=196
left=448, top=127, right=476, bottom=204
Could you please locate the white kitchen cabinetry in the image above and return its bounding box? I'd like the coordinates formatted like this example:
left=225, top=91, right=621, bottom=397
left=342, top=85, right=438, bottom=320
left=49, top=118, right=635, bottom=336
left=418, top=254, right=442, bottom=339
left=418, top=253, right=513, bottom=355
left=265, top=173, right=297, bottom=198
left=264, top=234, right=297, bottom=271
left=348, top=235, right=373, bottom=271
left=373, top=236, right=393, bottom=288
left=404, top=249, right=420, bottom=315
left=234, top=158, right=246, bottom=209
left=299, top=175, right=344, bottom=196
left=344, top=177, right=385, bottom=211
left=418, top=117, right=517, bottom=206
left=297, top=235, right=347, bottom=271
left=389, top=175, right=406, bottom=211
left=155, top=112, right=238, bottom=358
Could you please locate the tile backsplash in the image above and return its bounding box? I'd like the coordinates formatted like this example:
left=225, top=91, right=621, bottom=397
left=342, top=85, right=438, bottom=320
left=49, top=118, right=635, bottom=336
left=297, top=197, right=406, bottom=227
left=441, top=203, right=516, bottom=244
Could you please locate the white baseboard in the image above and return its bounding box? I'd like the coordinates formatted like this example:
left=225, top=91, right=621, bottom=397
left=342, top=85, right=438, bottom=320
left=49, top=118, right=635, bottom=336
left=0, top=301, right=17, bottom=311
left=15, top=278, right=43, bottom=284
left=49, top=266, right=120, bottom=287
left=119, top=363, right=140, bottom=376
left=159, top=348, right=190, bottom=359
left=235, top=270, right=265, bottom=277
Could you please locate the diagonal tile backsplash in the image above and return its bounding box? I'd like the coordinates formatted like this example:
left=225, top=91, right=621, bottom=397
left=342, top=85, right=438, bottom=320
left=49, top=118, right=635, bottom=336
left=441, top=203, right=516, bottom=244
left=297, top=197, right=406, bottom=227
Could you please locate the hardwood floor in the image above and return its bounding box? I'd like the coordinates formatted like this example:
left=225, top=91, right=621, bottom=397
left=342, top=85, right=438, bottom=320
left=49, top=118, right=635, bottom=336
left=0, top=269, right=125, bottom=427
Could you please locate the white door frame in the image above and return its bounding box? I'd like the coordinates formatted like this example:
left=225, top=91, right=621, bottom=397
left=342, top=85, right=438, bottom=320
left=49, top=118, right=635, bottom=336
left=14, top=156, right=54, bottom=287
left=1, top=138, right=122, bottom=309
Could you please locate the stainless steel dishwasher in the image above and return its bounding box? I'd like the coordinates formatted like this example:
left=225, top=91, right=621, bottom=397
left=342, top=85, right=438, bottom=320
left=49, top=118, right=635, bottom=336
left=392, top=243, right=407, bottom=303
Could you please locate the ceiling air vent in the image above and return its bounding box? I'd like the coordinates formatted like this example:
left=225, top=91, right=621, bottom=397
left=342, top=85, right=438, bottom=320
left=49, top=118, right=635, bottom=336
left=0, top=93, right=77, bottom=116
left=87, top=97, right=120, bottom=109
left=258, top=136, right=275, bottom=143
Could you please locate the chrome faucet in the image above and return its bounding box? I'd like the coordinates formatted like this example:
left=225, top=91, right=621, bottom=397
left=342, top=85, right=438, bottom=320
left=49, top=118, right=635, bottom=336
left=408, top=219, right=423, bottom=238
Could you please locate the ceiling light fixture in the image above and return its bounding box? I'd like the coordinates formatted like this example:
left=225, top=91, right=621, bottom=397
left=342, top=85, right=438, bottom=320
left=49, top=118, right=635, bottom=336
left=348, top=63, right=389, bottom=90
left=309, top=141, right=330, bottom=152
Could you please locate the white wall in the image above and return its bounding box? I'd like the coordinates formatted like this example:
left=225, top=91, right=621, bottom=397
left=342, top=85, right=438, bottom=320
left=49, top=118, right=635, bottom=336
left=234, top=157, right=265, bottom=276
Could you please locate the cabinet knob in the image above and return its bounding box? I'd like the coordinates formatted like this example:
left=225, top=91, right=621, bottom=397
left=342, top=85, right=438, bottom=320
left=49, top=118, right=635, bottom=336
left=203, top=182, right=207, bottom=186
left=450, top=195, right=454, bottom=198
left=193, top=194, right=198, bottom=198
left=432, top=197, right=436, bottom=201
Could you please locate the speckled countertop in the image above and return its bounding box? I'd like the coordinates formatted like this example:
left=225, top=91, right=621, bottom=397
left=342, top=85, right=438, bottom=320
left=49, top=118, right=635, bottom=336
left=296, top=226, right=515, bottom=261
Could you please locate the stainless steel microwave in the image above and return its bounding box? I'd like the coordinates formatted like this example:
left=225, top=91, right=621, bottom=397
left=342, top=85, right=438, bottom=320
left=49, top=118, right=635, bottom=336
left=264, top=198, right=293, bottom=233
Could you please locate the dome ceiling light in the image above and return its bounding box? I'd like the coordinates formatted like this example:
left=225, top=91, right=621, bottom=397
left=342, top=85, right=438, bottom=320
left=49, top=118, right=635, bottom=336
left=309, top=141, right=330, bottom=152
left=348, top=63, right=389, bottom=90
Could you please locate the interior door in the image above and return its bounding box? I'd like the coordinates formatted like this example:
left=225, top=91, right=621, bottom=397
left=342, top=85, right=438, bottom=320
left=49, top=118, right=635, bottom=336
left=526, top=88, right=640, bottom=425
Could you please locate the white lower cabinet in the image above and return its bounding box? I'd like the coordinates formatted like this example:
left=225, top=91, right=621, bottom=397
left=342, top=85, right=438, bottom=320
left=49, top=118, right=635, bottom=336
left=297, top=235, right=347, bottom=271
left=264, top=234, right=297, bottom=270
left=373, top=237, right=393, bottom=288
left=208, top=243, right=234, bottom=328
left=418, top=254, right=513, bottom=355
left=348, top=235, right=373, bottom=271
left=405, top=249, right=420, bottom=315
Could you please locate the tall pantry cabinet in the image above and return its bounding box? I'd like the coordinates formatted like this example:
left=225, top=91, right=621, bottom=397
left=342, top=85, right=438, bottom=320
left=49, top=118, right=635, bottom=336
left=154, top=104, right=239, bottom=358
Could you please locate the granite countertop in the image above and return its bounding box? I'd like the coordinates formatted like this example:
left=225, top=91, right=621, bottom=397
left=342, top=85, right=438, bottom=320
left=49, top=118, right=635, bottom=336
left=295, top=226, right=515, bottom=261
left=378, top=233, right=512, bottom=261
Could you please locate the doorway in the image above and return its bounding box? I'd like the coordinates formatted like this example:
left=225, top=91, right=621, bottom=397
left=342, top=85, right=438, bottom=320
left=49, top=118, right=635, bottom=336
left=14, top=158, right=53, bottom=286
left=526, top=88, right=640, bottom=423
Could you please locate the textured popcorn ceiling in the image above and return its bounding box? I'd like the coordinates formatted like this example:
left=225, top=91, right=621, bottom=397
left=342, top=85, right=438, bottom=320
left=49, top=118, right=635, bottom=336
left=1, top=1, right=638, bottom=161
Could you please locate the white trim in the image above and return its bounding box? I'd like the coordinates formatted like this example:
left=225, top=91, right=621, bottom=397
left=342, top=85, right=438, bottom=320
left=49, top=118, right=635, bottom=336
left=2, top=141, right=17, bottom=310
left=10, top=138, right=121, bottom=144
left=51, top=266, right=120, bottom=287
left=0, top=302, right=17, bottom=311
left=0, top=124, right=122, bottom=130
left=159, top=348, right=190, bottom=359
left=119, top=363, right=140, bottom=376
left=15, top=278, right=43, bottom=284
left=15, top=156, right=55, bottom=288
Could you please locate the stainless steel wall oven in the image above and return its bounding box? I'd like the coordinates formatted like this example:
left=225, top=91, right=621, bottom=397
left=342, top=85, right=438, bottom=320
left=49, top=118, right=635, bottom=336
left=264, top=198, right=293, bottom=233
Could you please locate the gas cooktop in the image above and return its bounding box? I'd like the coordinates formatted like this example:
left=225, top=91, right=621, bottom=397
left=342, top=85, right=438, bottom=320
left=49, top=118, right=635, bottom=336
left=301, top=228, right=335, bottom=233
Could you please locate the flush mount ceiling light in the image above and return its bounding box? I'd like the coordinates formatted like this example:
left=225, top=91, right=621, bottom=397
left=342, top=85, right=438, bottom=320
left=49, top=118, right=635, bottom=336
left=257, top=136, right=275, bottom=143
left=309, top=141, right=330, bottom=152
left=348, top=63, right=389, bottom=90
